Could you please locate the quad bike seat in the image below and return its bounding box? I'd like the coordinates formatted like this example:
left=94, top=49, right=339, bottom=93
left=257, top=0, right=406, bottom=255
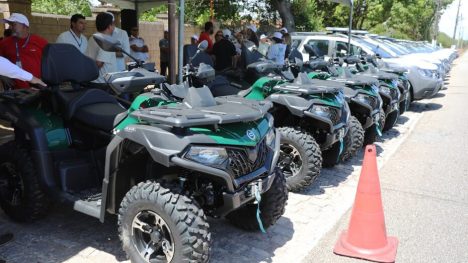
left=41, top=44, right=126, bottom=131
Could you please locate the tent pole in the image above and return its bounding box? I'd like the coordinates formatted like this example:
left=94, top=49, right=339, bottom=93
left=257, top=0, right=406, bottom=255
left=178, top=0, right=185, bottom=84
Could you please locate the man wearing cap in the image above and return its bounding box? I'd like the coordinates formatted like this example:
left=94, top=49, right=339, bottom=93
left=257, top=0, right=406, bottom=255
left=85, top=12, right=117, bottom=85
left=245, top=24, right=259, bottom=47
left=159, top=30, right=170, bottom=76
left=191, top=34, right=198, bottom=45
left=129, top=26, right=149, bottom=63
left=258, top=34, right=270, bottom=56
left=280, top=27, right=288, bottom=34
left=56, top=14, right=88, bottom=54
left=267, top=32, right=286, bottom=65
left=0, top=13, right=48, bottom=89
left=212, top=29, right=236, bottom=71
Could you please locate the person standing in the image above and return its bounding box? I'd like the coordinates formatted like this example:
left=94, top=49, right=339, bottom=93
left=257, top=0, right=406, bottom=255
left=267, top=32, right=286, bottom=65
left=258, top=34, right=270, bottom=57
left=245, top=24, right=259, bottom=47
left=85, top=12, right=117, bottom=85
left=212, top=29, right=236, bottom=71
left=56, top=14, right=88, bottom=54
left=129, top=26, right=149, bottom=63
left=198, top=22, right=214, bottom=52
left=0, top=13, right=48, bottom=89
left=113, top=26, right=130, bottom=71
left=159, top=30, right=170, bottom=76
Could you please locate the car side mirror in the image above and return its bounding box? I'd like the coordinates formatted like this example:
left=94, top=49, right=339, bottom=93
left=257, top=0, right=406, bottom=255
left=93, top=33, right=122, bottom=52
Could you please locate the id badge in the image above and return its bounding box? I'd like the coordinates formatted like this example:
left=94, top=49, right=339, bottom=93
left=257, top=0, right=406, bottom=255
left=16, top=60, right=22, bottom=68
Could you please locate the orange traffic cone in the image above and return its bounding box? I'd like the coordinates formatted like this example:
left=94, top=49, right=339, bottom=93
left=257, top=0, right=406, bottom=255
left=333, top=145, right=398, bottom=263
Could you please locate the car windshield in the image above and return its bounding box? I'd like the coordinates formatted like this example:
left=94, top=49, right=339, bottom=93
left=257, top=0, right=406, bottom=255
left=353, top=37, right=394, bottom=58
left=374, top=39, right=409, bottom=56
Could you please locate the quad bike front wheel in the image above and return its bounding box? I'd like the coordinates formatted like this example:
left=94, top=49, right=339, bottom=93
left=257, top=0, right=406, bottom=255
left=0, top=141, right=50, bottom=222
left=226, top=168, right=288, bottom=231
left=340, top=116, right=364, bottom=162
left=276, top=127, right=322, bottom=192
left=118, top=181, right=211, bottom=263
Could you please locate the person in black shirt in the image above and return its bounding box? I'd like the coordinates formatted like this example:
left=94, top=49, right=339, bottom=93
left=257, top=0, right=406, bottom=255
left=212, top=29, right=237, bottom=71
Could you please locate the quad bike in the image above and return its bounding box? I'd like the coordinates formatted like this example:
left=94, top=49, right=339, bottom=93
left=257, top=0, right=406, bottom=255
left=298, top=45, right=383, bottom=146
left=362, top=55, right=411, bottom=114
left=0, top=36, right=288, bottom=263
left=342, top=56, right=401, bottom=132
left=194, top=43, right=352, bottom=191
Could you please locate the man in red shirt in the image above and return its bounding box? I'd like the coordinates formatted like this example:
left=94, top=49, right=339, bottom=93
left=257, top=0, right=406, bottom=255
left=198, top=21, right=214, bottom=52
left=0, top=13, right=48, bottom=89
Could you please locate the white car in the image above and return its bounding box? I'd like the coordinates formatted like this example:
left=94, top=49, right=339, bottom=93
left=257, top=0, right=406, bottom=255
left=291, top=33, right=443, bottom=100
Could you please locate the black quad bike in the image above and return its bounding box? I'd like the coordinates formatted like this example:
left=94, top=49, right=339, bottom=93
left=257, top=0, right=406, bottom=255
left=0, top=37, right=288, bottom=262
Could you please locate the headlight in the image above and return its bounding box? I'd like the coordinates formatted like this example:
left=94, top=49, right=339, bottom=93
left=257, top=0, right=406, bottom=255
left=391, top=80, right=398, bottom=88
left=265, top=128, right=275, bottom=148
left=185, top=146, right=228, bottom=166
left=379, top=86, right=391, bottom=95
left=311, top=105, right=331, bottom=118
left=417, top=68, right=433, bottom=78
left=355, top=93, right=371, bottom=105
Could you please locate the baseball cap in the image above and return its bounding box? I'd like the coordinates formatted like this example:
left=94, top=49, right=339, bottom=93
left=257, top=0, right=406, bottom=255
left=222, top=29, right=231, bottom=38
left=260, top=34, right=267, bottom=39
left=280, top=27, right=288, bottom=33
left=246, top=24, right=257, bottom=33
left=273, top=32, right=283, bottom=39
left=191, top=34, right=199, bottom=41
left=2, top=13, right=29, bottom=27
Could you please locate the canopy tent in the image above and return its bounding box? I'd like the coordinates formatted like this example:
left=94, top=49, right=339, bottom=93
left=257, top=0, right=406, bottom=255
left=103, top=0, right=184, bottom=84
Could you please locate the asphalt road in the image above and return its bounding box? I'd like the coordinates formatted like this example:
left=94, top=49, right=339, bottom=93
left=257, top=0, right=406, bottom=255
left=304, top=51, right=468, bottom=263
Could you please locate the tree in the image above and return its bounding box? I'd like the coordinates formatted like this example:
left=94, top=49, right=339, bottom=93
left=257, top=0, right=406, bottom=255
left=32, top=0, right=92, bottom=17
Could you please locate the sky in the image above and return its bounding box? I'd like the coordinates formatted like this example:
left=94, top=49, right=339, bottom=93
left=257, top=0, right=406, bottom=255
left=438, top=0, right=467, bottom=40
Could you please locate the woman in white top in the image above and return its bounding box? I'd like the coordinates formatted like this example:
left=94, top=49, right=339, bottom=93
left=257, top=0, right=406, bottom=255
left=267, top=32, right=286, bottom=65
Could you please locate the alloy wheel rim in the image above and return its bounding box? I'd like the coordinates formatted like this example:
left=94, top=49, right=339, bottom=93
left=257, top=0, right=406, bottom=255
left=278, top=143, right=303, bottom=178
left=132, top=210, right=175, bottom=262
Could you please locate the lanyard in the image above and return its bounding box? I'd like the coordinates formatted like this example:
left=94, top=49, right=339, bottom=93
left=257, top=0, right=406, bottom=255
left=15, top=34, right=31, bottom=64
left=69, top=30, right=82, bottom=47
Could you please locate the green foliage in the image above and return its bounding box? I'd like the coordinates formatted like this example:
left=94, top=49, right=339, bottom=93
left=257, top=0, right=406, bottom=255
left=291, top=0, right=322, bottom=31
left=139, top=5, right=168, bottom=22
left=31, top=0, right=91, bottom=17
left=437, top=32, right=453, bottom=48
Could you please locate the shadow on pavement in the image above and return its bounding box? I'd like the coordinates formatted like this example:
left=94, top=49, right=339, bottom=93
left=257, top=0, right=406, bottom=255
left=408, top=102, right=443, bottom=113
left=0, top=206, right=127, bottom=262
left=432, top=93, right=446, bottom=99
left=210, top=217, right=294, bottom=262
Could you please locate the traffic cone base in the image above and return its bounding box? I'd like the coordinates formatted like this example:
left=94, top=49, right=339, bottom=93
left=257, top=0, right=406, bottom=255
left=334, top=231, right=399, bottom=263
left=333, top=145, right=398, bottom=263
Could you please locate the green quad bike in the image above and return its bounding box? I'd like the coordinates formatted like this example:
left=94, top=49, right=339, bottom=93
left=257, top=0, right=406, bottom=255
left=297, top=46, right=383, bottom=146
left=0, top=37, right=288, bottom=262
left=360, top=54, right=411, bottom=115
left=341, top=56, right=401, bottom=132
left=200, top=44, right=353, bottom=192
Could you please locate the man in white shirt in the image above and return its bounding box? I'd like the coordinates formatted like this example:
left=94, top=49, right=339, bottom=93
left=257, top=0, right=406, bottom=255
left=113, top=26, right=130, bottom=71
left=56, top=14, right=88, bottom=54
left=267, top=32, right=286, bottom=65
left=129, top=26, right=149, bottom=63
left=85, top=12, right=117, bottom=84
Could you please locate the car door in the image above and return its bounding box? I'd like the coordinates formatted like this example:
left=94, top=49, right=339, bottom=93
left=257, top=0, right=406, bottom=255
left=301, top=38, right=332, bottom=62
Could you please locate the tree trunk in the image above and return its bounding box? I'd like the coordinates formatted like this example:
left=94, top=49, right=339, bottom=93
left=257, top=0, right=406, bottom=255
left=272, top=0, right=295, bottom=32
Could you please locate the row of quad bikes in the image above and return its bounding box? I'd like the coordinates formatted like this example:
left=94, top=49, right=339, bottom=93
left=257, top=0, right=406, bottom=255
left=0, top=35, right=410, bottom=262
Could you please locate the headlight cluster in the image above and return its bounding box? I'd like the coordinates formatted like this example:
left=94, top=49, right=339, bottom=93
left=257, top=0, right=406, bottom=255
left=265, top=128, right=276, bottom=148
left=311, top=105, right=331, bottom=118
left=391, top=79, right=399, bottom=88
left=417, top=68, right=437, bottom=79
left=185, top=147, right=229, bottom=166
left=355, top=93, right=372, bottom=106
left=379, top=85, right=391, bottom=95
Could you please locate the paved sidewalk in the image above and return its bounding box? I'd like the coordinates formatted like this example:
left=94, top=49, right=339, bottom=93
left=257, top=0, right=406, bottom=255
left=304, top=52, right=468, bottom=263
left=0, top=80, right=434, bottom=262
